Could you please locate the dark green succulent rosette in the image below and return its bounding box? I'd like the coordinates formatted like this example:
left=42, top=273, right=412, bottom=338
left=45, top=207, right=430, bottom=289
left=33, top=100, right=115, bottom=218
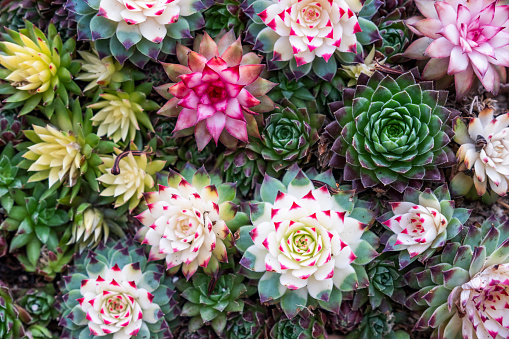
left=203, top=0, right=248, bottom=38
left=225, top=302, right=267, bottom=339
left=326, top=300, right=363, bottom=334
left=375, top=19, right=410, bottom=64
left=345, top=307, right=410, bottom=339
left=248, top=100, right=324, bottom=175
left=65, top=0, right=209, bottom=68
left=215, top=147, right=266, bottom=198
left=177, top=273, right=250, bottom=336
left=18, top=285, right=59, bottom=326
left=265, top=308, right=327, bottom=339
left=58, top=238, right=180, bottom=338
left=325, top=70, right=458, bottom=193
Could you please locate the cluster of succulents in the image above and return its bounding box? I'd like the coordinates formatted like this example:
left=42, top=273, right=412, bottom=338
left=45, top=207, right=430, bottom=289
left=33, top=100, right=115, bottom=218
left=1, top=0, right=509, bottom=338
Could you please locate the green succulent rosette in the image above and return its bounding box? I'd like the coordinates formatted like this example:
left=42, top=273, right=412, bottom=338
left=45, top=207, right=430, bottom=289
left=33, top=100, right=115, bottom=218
left=248, top=100, right=324, bottom=176
left=0, top=144, right=24, bottom=212
left=237, top=165, right=378, bottom=318
left=18, top=285, right=59, bottom=326
left=405, top=216, right=509, bottom=339
left=203, top=0, right=248, bottom=37
left=177, top=273, right=249, bottom=336
left=65, top=0, right=209, bottom=67
left=266, top=73, right=316, bottom=109
left=215, top=147, right=266, bottom=198
left=325, top=70, right=458, bottom=193
left=58, top=238, right=180, bottom=338
left=266, top=308, right=327, bottom=339
left=0, top=22, right=81, bottom=117
left=225, top=302, right=267, bottom=339
left=326, top=299, right=363, bottom=334
left=0, top=182, right=74, bottom=279
left=0, top=282, right=25, bottom=339
left=345, top=308, right=410, bottom=339
left=374, top=19, right=410, bottom=64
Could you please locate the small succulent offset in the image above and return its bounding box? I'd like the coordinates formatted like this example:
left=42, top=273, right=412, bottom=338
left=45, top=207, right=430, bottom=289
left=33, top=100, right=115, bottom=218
left=18, top=285, right=59, bottom=326
left=135, top=164, right=238, bottom=279
left=325, top=70, right=458, bottom=193
left=406, top=216, right=509, bottom=339
left=266, top=308, right=327, bottom=339
left=0, top=22, right=80, bottom=117
left=404, top=0, right=509, bottom=98
left=156, top=31, right=276, bottom=150
left=97, top=146, right=166, bottom=212
left=65, top=0, right=208, bottom=67
left=379, top=185, right=471, bottom=269
left=345, top=308, right=410, bottom=339
left=326, top=300, right=363, bottom=334
left=59, top=238, right=179, bottom=338
left=375, top=17, right=410, bottom=64
left=0, top=281, right=25, bottom=339
left=248, top=100, right=324, bottom=176
left=75, top=50, right=129, bottom=92
left=0, top=112, right=26, bottom=147
left=225, top=302, right=267, bottom=339
left=203, top=0, right=247, bottom=38
left=177, top=273, right=249, bottom=335
left=451, top=108, right=509, bottom=198
left=238, top=165, right=377, bottom=318
left=88, top=81, right=159, bottom=143
left=341, top=47, right=384, bottom=87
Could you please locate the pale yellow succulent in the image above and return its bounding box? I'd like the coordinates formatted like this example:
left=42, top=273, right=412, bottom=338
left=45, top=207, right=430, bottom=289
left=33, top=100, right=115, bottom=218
left=68, top=206, right=126, bottom=253
left=0, top=33, right=59, bottom=93
left=75, top=50, right=126, bottom=92
left=23, top=125, right=83, bottom=187
left=97, top=150, right=165, bottom=212
left=341, top=47, right=385, bottom=86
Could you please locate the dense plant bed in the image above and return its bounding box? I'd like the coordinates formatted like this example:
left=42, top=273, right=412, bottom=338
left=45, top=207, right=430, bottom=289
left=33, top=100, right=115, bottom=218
left=1, top=0, right=509, bottom=338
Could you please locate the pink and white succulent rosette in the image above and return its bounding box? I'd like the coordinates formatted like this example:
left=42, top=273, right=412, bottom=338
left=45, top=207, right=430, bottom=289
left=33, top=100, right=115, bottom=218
left=77, top=263, right=162, bottom=337
left=453, top=108, right=509, bottom=197
left=135, top=167, right=237, bottom=279
left=98, top=0, right=197, bottom=43
left=404, top=0, right=509, bottom=98
left=450, top=264, right=509, bottom=339
left=255, top=0, right=363, bottom=65
left=240, top=170, right=375, bottom=307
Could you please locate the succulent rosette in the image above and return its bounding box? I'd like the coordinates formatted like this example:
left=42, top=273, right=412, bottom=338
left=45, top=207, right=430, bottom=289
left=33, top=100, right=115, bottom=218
left=406, top=216, right=509, bottom=339
left=58, top=238, right=179, bottom=338
left=19, top=99, right=116, bottom=192
left=18, top=285, right=59, bottom=326
left=0, top=281, right=25, bottom=339
left=265, top=308, right=327, bottom=339
left=345, top=308, right=410, bottom=339
left=0, top=22, right=80, bottom=117
left=326, top=300, right=363, bottom=334
left=135, top=164, right=239, bottom=279
left=378, top=185, right=471, bottom=268
left=176, top=273, right=250, bottom=335
left=75, top=50, right=129, bottom=92
left=374, top=16, right=410, bottom=64
left=248, top=99, right=324, bottom=175
left=97, top=146, right=165, bottom=212
left=203, top=0, right=247, bottom=37
left=237, top=165, right=378, bottom=318
left=451, top=108, right=509, bottom=198
left=65, top=0, right=208, bottom=67
left=404, top=0, right=509, bottom=98
left=156, top=31, right=276, bottom=150
left=225, top=302, right=267, bottom=339
left=244, top=0, right=380, bottom=80
left=88, top=81, right=159, bottom=143
left=325, top=70, right=458, bottom=193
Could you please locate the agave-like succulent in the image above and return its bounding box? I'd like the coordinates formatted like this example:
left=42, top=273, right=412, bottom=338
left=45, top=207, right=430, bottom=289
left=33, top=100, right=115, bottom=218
left=406, top=215, right=509, bottom=339
left=58, top=238, right=179, bottom=338
left=97, top=146, right=165, bottom=212
left=379, top=185, right=471, bottom=268
left=325, top=70, right=458, bottom=193
left=451, top=108, right=509, bottom=198
left=19, top=99, right=115, bottom=191
left=135, top=164, right=239, bottom=279
left=156, top=31, right=276, bottom=150
left=0, top=22, right=80, bottom=117
left=248, top=100, right=324, bottom=175
left=177, top=273, right=249, bottom=335
left=0, top=183, right=72, bottom=279
left=404, top=0, right=509, bottom=98
left=0, top=281, right=25, bottom=339
left=75, top=50, right=129, bottom=92
left=244, top=0, right=380, bottom=80
left=65, top=0, right=208, bottom=67
left=88, top=81, right=159, bottom=143
left=238, top=165, right=377, bottom=318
